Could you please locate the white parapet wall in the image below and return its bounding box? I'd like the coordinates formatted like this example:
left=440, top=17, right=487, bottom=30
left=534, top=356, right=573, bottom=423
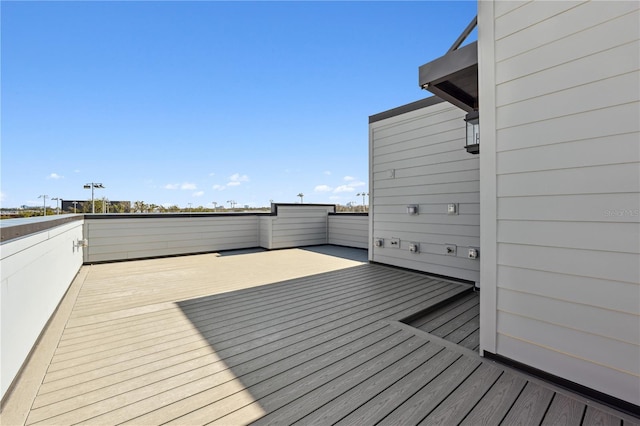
left=328, top=213, right=369, bottom=249
left=84, top=207, right=368, bottom=262
left=0, top=216, right=85, bottom=400
left=84, top=214, right=262, bottom=263
left=263, top=204, right=336, bottom=250
left=0, top=206, right=369, bottom=401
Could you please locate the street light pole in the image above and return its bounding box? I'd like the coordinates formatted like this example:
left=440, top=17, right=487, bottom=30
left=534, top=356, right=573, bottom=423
left=297, top=193, right=304, bottom=204
left=38, top=195, right=49, bottom=216
left=73, top=201, right=78, bottom=214
left=83, top=183, right=104, bottom=214
left=51, top=197, right=61, bottom=214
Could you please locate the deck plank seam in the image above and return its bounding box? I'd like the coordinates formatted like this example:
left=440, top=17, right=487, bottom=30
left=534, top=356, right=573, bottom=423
left=50, top=278, right=430, bottom=366
left=292, top=341, right=449, bottom=426
left=55, top=274, right=425, bottom=353
left=409, top=292, right=478, bottom=329
left=247, top=333, right=419, bottom=426
left=70, top=265, right=379, bottom=311
left=118, top=329, right=409, bottom=426
left=36, top=321, right=392, bottom=407
left=415, top=361, right=484, bottom=425
left=456, top=370, right=507, bottom=425
left=30, top=325, right=400, bottom=424
left=69, top=265, right=382, bottom=313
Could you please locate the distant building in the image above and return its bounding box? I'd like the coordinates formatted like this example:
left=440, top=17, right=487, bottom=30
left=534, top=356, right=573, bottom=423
left=61, top=199, right=131, bottom=213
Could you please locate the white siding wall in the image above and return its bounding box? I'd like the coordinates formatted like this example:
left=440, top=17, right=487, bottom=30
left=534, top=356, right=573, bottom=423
left=370, top=101, right=481, bottom=283
left=270, top=205, right=334, bottom=249
left=0, top=220, right=84, bottom=399
left=84, top=215, right=260, bottom=262
left=328, top=214, right=368, bottom=249
left=480, top=0, right=640, bottom=405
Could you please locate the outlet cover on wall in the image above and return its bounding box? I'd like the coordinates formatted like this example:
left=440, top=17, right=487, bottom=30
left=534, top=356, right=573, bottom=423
left=389, top=237, right=400, bottom=248
left=445, top=244, right=457, bottom=256
left=468, top=247, right=479, bottom=259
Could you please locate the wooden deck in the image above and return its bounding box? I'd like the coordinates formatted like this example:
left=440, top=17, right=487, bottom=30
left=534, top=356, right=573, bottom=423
left=3, top=246, right=638, bottom=425
left=405, top=291, right=480, bottom=352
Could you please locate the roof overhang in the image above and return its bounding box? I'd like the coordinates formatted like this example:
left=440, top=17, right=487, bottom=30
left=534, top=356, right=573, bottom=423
left=418, top=16, right=478, bottom=113
left=419, top=41, right=477, bottom=112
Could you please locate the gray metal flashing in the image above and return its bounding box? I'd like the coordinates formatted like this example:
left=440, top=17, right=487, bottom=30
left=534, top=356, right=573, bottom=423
left=369, top=96, right=445, bottom=124
left=328, top=212, right=369, bottom=216
left=87, top=212, right=271, bottom=219
left=0, top=215, right=84, bottom=244
left=271, top=203, right=337, bottom=215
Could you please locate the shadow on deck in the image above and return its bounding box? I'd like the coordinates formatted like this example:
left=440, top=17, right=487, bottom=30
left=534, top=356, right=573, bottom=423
left=11, top=246, right=639, bottom=425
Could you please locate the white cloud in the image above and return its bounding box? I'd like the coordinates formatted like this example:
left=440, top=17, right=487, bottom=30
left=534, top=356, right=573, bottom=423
left=181, top=183, right=197, bottom=190
left=227, top=181, right=241, bottom=187
left=334, top=185, right=355, bottom=193
left=229, top=173, right=249, bottom=183
left=74, top=169, right=81, bottom=173
left=48, top=173, right=63, bottom=180
left=343, top=176, right=355, bottom=182
left=193, top=191, right=204, bottom=197
left=348, top=180, right=366, bottom=188
left=164, top=183, right=179, bottom=190
left=212, top=184, right=226, bottom=191
left=314, top=185, right=333, bottom=192
left=209, top=172, right=216, bottom=177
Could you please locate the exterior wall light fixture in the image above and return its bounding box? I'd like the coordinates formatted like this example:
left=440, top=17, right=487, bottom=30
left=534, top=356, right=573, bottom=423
left=465, top=111, right=479, bottom=154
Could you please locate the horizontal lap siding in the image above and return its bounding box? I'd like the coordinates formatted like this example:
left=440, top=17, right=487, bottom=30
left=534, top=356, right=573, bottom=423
left=328, top=215, right=368, bottom=249
left=370, top=102, right=480, bottom=283
left=492, top=0, right=640, bottom=405
left=259, top=217, right=272, bottom=249
left=84, top=216, right=260, bottom=262
left=270, top=206, right=333, bottom=249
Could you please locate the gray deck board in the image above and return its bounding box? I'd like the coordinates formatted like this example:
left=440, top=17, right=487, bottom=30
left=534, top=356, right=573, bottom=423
left=290, top=341, right=445, bottom=425
left=377, top=355, right=482, bottom=425
left=583, top=406, right=626, bottom=425
left=501, top=381, right=555, bottom=426
left=459, top=371, right=528, bottom=425
left=541, top=393, right=586, bottom=426
left=418, top=362, right=502, bottom=425
left=6, top=247, right=637, bottom=426
left=407, top=291, right=480, bottom=351
left=334, top=348, right=462, bottom=426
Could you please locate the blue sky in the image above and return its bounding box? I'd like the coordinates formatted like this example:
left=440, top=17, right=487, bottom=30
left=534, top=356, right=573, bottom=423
left=1, top=1, right=476, bottom=209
